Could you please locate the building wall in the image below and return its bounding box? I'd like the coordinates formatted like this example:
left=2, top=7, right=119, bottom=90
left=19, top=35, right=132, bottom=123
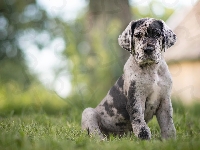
left=168, top=61, right=200, bottom=103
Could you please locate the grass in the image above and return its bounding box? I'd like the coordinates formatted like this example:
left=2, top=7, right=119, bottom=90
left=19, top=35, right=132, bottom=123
left=0, top=83, right=200, bottom=149
left=0, top=101, right=200, bottom=150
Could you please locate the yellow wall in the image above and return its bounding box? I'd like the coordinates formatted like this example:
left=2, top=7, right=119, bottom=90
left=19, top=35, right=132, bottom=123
left=169, top=61, right=200, bottom=103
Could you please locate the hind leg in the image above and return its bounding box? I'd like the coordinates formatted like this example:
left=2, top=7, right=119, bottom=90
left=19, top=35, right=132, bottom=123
left=81, top=108, right=105, bottom=139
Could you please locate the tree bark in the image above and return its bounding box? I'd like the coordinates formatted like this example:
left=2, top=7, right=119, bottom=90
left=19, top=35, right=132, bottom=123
left=86, top=0, right=133, bottom=65
left=88, top=0, right=132, bottom=29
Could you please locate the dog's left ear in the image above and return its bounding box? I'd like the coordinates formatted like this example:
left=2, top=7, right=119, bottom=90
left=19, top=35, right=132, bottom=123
left=159, top=20, right=177, bottom=51
left=118, top=21, right=137, bottom=54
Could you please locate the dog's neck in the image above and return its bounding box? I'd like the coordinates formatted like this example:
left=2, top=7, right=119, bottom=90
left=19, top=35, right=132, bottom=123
left=124, top=55, right=164, bottom=74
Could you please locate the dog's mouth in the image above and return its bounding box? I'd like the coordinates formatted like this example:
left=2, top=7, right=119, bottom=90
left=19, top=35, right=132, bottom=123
left=139, top=59, right=155, bottom=65
left=134, top=51, right=161, bottom=66
left=137, top=56, right=159, bottom=66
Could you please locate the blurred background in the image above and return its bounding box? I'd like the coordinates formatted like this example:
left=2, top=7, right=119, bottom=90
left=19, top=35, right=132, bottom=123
left=0, top=0, right=200, bottom=121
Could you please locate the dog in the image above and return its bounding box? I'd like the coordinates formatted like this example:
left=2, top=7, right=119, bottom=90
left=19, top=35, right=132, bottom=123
left=81, top=18, right=176, bottom=140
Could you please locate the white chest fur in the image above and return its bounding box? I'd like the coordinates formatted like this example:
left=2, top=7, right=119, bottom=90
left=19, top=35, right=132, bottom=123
left=148, top=73, right=160, bottom=104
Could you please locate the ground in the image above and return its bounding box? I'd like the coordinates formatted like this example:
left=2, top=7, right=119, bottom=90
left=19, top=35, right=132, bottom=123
left=0, top=101, right=200, bottom=150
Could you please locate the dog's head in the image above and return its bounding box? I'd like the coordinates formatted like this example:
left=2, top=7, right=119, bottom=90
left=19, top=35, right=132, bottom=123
left=118, top=18, right=176, bottom=66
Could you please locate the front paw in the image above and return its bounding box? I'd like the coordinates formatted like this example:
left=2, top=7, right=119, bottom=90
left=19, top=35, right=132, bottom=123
left=138, top=126, right=151, bottom=140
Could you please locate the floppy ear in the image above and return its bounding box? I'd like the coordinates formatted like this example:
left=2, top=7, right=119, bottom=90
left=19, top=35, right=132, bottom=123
left=118, top=21, right=137, bottom=54
left=160, top=20, right=177, bottom=51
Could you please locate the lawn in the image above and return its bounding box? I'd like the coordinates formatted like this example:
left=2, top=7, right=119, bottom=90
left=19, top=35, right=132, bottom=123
left=0, top=101, right=200, bottom=150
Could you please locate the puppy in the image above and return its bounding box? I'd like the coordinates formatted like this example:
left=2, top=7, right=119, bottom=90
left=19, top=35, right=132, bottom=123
left=81, top=18, right=176, bottom=140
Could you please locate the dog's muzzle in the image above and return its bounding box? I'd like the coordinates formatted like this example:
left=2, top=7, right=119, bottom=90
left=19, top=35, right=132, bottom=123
left=144, top=45, right=155, bottom=55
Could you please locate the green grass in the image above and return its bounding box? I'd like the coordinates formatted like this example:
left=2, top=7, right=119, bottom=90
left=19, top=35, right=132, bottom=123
left=0, top=83, right=200, bottom=149
left=0, top=102, right=200, bottom=150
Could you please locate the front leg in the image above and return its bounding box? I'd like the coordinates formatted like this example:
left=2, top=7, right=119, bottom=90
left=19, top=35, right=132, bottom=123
left=156, top=98, right=176, bottom=139
left=126, top=82, right=151, bottom=140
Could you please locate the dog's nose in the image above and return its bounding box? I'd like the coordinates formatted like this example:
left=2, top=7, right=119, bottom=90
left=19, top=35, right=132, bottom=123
left=144, top=46, right=154, bottom=55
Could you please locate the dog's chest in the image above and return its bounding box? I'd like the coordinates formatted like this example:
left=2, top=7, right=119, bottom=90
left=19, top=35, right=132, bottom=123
left=143, top=73, right=161, bottom=121
left=148, top=73, right=160, bottom=104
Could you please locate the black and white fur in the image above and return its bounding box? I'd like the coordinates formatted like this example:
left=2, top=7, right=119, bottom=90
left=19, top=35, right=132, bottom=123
left=81, top=18, right=176, bottom=140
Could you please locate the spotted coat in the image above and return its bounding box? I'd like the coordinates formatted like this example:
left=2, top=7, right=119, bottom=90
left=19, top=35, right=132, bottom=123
left=81, top=18, right=176, bottom=140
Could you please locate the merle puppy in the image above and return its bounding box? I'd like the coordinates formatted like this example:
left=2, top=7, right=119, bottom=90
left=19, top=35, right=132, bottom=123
left=81, top=18, right=176, bottom=140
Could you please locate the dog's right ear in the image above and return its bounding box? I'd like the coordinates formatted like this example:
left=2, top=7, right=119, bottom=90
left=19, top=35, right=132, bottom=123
left=159, top=20, right=177, bottom=52
left=118, top=21, right=137, bottom=54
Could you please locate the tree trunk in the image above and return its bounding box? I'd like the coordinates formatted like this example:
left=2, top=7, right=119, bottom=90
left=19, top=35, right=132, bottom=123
left=87, top=0, right=132, bottom=65
left=88, top=0, right=132, bottom=28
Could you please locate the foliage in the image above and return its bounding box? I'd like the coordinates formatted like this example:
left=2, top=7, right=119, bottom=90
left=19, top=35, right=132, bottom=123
left=131, top=0, right=175, bottom=21
left=0, top=81, right=68, bottom=116
left=0, top=0, right=177, bottom=111
left=64, top=18, right=127, bottom=112
left=0, top=0, right=60, bottom=87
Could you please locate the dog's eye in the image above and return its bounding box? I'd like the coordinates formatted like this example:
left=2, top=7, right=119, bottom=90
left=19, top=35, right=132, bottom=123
left=155, top=32, right=161, bottom=37
left=134, top=32, right=143, bottom=38
left=153, top=29, right=161, bottom=37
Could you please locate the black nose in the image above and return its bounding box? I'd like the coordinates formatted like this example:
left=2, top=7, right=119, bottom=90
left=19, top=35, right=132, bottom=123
left=144, top=46, right=154, bottom=55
